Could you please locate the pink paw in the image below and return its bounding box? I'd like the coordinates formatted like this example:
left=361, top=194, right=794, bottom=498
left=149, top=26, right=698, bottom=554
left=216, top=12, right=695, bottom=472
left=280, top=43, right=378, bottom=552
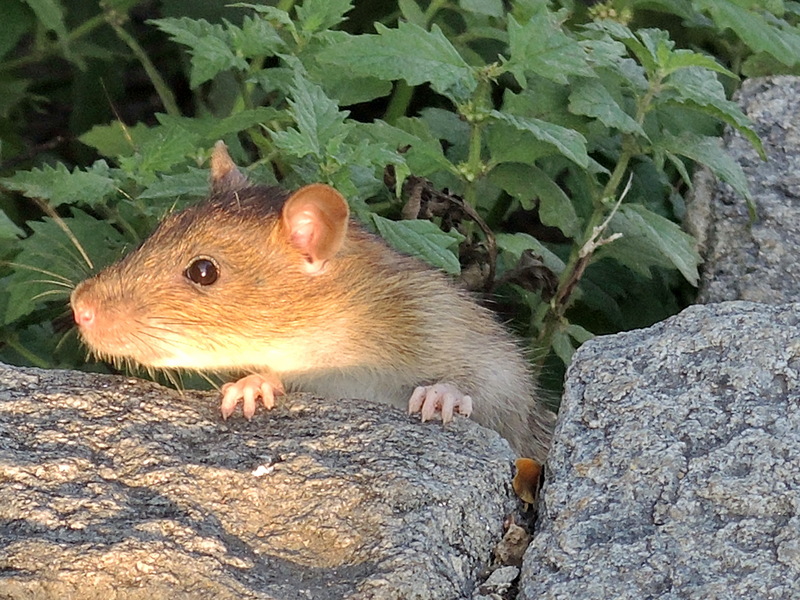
left=408, top=383, right=473, bottom=423
left=220, top=373, right=284, bottom=419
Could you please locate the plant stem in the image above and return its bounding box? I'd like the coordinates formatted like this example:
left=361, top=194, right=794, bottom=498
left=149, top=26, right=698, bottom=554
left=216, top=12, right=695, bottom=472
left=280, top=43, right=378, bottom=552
left=533, top=72, right=662, bottom=357
left=0, top=12, right=107, bottom=73
left=384, top=80, right=414, bottom=125
left=104, top=7, right=180, bottom=117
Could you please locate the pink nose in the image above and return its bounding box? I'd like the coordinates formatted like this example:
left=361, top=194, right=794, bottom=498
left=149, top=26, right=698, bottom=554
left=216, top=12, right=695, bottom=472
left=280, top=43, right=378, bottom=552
left=73, top=303, right=95, bottom=327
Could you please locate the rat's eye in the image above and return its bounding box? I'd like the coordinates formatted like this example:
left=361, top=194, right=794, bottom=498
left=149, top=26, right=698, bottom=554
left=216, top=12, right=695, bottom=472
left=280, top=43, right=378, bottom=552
left=184, top=257, right=219, bottom=286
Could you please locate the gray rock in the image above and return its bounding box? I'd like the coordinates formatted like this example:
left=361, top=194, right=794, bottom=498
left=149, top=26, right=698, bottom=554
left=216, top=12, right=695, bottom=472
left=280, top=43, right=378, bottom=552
left=0, top=364, right=517, bottom=600
left=687, top=75, right=800, bottom=303
left=520, top=301, right=800, bottom=600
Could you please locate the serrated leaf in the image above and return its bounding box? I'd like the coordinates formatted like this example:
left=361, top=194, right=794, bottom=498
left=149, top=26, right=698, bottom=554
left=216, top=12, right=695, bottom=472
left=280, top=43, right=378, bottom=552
left=117, top=123, right=201, bottom=179
left=0, top=211, right=24, bottom=239
left=319, top=23, right=477, bottom=102
left=505, top=13, right=593, bottom=87
left=606, top=203, right=700, bottom=285
left=460, top=0, right=504, bottom=17
left=696, top=0, right=800, bottom=67
left=207, top=107, right=283, bottom=139
left=357, top=119, right=455, bottom=177
left=137, top=169, right=209, bottom=200
left=1, top=161, right=117, bottom=209
left=585, top=21, right=658, bottom=76
left=580, top=38, right=649, bottom=92
left=3, top=209, right=129, bottom=324
left=230, top=15, right=285, bottom=57
left=304, top=32, right=394, bottom=105
left=371, top=215, right=463, bottom=275
left=150, top=17, right=248, bottom=87
left=657, top=131, right=751, bottom=202
left=660, top=68, right=764, bottom=158
left=489, top=110, right=589, bottom=167
left=295, top=0, right=352, bottom=33
left=230, top=3, right=295, bottom=30
left=490, top=163, right=582, bottom=238
left=663, top=49, right=736, bottom=79
left=79, top=121, right=155, bottom=158
left=271, top=75, right=352, bottom=160
left=569, top=77, right=645, bottom=136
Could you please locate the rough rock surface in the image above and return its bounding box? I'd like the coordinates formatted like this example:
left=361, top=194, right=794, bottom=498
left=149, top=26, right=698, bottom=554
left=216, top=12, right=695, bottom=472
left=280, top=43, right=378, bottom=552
left=0, top=364, right=517, bottom=600
left=687, top=75, right=800, bottom=303
left=520, top=301, right=800, bottom=600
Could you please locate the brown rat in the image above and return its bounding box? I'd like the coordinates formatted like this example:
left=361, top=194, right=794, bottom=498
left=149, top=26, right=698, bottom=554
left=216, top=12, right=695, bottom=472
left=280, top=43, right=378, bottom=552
left=70, top=142, right=555, bottom=461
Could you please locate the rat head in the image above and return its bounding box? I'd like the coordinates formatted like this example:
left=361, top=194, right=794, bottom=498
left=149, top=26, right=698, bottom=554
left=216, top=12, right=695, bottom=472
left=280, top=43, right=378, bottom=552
left=70, top=142, right=351, bottom=372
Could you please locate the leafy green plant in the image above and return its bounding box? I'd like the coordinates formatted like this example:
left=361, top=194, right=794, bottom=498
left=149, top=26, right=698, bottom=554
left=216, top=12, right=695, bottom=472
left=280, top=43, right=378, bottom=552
left=1, top=0, right=794, bottom=393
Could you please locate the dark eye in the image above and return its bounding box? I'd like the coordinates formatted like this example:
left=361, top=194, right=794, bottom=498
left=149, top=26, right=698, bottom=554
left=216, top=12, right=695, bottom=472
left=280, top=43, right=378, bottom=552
left=184, top=258, right=219, bottom=286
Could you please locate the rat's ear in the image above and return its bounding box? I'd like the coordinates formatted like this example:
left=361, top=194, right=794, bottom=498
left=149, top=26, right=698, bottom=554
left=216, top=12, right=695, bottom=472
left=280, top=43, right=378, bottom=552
left=281, top=184, right=350, bottom=274
left=210, top=141, right=249, bottom=192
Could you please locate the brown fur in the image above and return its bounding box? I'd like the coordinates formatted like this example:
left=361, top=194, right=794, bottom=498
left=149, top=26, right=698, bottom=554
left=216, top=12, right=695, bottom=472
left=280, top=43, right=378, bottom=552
left=72, top=169, right=554, bottom=460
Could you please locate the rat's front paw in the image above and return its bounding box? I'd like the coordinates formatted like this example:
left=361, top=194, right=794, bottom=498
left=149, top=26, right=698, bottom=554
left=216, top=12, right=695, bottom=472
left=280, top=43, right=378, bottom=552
left=220, top=373, right=285, bottom=419
left=408, top=382, right=473, bottom=423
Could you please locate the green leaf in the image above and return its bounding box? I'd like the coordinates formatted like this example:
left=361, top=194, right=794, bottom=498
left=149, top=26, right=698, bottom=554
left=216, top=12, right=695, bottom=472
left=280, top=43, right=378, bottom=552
left=660, top=68, right=764, bottom=158
left=137, top=168, right=210, bottom=200
left=319, top=22, right=477, bottom=102
left=230, top=3, right=295, bottom=31
left=79, top=121, right=155, bottom=158
left=357, top=119, right=456, bottom=177
left=206, top=107, right=284, bottom=139
left=662, top=49, right=736, bottom=79
left=495, top=232, right=566, bottom=274
left=696, top=0, right=800, bottom=67
left=270, top=75, right=352, bottom=160
left=605, top=203, right=700, bottom=286
left=150, top=17, right=248, bottom=87
left=460, top=0, right=504, bottom=17
left=117, top=122, right=202, bottom=180
left=568, top=77, right=645, bottom=136
left=0, top=79, right=31, bottom=119
left=584, top=21, right=658, bottom=76
left=489, top=163, right=581, bottom=238
left=295, top=0, right=352, bottom=33
left=1, top=161, right=117, bottom=209
left=230, top=15, right=285, bottom=57
left=489, top=110, right=589, bottom=167
left=505, top=12, right=593, bottom=87
left=566, top=322, right=594, bottom=344
left=371, top=215, right=463, bottom=275
left=3, top=209, right=128, bottom=325
left=303, top=32, right=394, bottom=106
left=398, top=0, right=426, bottom=26
left=551, top=328, right=575, bottom=366
left=0, top=211, right=24, bottom=239
left=0, top=1, right=33, bottom=60
left=24, top=0, right=72, bottom=61
left=657, top=131, right=751, bottom=202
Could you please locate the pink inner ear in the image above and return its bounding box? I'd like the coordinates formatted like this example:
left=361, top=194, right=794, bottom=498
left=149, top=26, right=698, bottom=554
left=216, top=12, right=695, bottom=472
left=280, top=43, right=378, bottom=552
left=282, top=184, right=350, bottom=271
left=289, top=212, right=317, bottom=255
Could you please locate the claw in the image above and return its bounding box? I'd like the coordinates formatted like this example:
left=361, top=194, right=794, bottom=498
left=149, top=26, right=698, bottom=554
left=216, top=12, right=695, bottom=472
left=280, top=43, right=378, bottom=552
left=219, top=373, right=284, bottom=419
left=408, top=383, right=473, bottom=423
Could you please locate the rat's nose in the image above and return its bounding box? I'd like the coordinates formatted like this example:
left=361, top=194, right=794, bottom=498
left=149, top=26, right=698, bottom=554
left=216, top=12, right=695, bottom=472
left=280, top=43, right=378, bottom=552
left=72, top=301, right=95, bottom=328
